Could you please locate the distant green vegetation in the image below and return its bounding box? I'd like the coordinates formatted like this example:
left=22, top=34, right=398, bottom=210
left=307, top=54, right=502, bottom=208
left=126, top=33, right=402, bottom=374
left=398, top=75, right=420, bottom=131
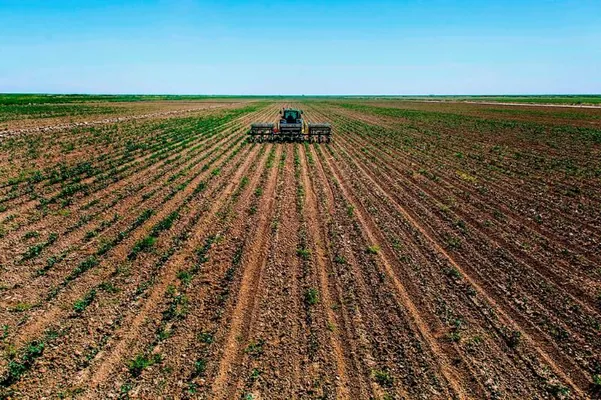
left=0, top=103, right=119, bottom=123
left=337, top=102, right=601, bottom=145
left=331, top=95, right=601, bottom=105
left=0, top=94, right=262, bottom=122
left=422, top=95, right=601, bottom=105
left=2, top=93, right=599, bottom=107
left=0, top=94, right=235, bottom=105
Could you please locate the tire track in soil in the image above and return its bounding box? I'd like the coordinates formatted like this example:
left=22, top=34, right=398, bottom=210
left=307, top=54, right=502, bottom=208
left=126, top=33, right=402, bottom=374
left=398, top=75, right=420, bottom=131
left=298, top=144, right=354, bottom=399
left=305, top=144, right=381, bottom=399
left=309, top=108, right=590, bottom=396
left=80, top=138, right=271, bottom=395
left=223, top=144, right=307, bottom=399
left=209, top=144, right=283, bottom=399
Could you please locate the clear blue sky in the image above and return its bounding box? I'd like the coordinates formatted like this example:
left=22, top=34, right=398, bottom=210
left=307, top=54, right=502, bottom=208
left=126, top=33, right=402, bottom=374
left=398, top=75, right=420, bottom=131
left=0, top=0, right=599, bottom=95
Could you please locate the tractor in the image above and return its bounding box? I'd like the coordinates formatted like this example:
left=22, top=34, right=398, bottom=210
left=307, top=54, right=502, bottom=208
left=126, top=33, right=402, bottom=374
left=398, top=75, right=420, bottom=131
left=249, top=108, right=331, bottom=143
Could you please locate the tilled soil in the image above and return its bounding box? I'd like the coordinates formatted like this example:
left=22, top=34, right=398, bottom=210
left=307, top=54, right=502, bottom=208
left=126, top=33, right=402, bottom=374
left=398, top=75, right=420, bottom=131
left=1, top=100, right=600, bottom=399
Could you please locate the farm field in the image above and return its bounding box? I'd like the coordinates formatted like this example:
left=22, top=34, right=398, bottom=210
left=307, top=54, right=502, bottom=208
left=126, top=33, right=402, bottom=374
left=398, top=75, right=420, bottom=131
left=0, top=97, right=600, bottom=399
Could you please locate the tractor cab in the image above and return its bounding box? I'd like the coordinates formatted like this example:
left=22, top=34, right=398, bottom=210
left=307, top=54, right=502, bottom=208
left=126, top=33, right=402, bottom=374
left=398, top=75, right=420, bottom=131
left=281, top=108, right=302, bottom=124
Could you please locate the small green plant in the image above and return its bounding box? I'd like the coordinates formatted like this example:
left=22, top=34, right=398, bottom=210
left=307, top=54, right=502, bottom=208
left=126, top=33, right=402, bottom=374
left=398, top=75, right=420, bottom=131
left=127, top=353, right=162, bottom=377
left=454, top=219, right=467, bottom=233
left=193, top=181, right=207, bottom=194
left=187, top=382, right=198, bottom=394
left=1, top=340, right=45, bottom=385
left=66, top=256, right=99, bottom=282
left=73, top=289, right=97, bottom=313
left=444, top=235, right=462, bottom=250
left=245, top=339, right=265, bottom=356
left=592, top=374, right=601, bottom=389
left=250, top=368, right=261, bottom=381
left=128, top=236, right=157, bottom=259
left=296, top=247, right=311, bottom=260
left=22, top=243, right=45, bottom=261
left=446, top=331, right=461, bottom=343
left=445, top=267, right=462, bottom=279
left=157, top=326, right=172, bottom=341
left=177, top=270, right=192, bottom=286
left=493, top=209, right=506, bottom=221
left=372, top=368, right=393, bottom=387
left=120, top=382, right=133, bottom=395
left=23, top=231, right=40, bottom=239
left=11, top=302, right=31, bottom=312
left=546, top=382, right=570, bottom=397
left=334, top=255, right=347, bottom=264
left=194, top=358, right=207, bottom=376
left=163, top=292, right=189, bottom=321
left=366, top=245, right=380, bottom=255
left=305, top=288, right=319, bottom=306
left=47, top=232, right=58, bottom=243
left=150, top=211, right=179, bottom=236
left=99, top=282, right=119, bottom=293
left=198, top=331, right=214, bottom=344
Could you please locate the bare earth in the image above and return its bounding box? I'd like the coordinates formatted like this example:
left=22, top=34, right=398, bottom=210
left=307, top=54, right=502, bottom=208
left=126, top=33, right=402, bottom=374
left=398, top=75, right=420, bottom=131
left=0, top=99, right=600, bottom=399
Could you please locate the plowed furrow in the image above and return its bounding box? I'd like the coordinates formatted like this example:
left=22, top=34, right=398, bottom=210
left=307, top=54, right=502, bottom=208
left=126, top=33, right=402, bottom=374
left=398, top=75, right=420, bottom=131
left=324, top=111, right=600, bottom=390
left=208, top=145, right=283, bottom=399
left=327, top=104, right=601, bottom=260
left=0, top=104, right=273, bottom=322
left=309, top=139, right=467, bottom=397
left=121, top=144, right=275, bottom=398
left=80, top=143, right=273, bottom=397
left=0, top=132, right=263, bottom=353
left=307, top=111, right=590, bottom=395
left=299, top=144, right=370, bottom=399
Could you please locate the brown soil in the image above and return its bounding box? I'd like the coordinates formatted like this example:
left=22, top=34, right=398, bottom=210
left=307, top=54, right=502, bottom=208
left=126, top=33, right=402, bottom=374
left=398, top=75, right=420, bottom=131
left=1, top=100, right=600, bottom=399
